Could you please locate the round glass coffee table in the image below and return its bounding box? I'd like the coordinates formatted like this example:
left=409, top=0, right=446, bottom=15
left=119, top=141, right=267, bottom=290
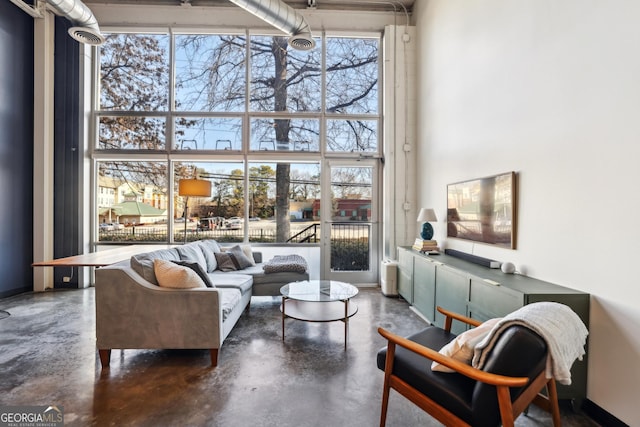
left=280, top=280, right=359, bottom=349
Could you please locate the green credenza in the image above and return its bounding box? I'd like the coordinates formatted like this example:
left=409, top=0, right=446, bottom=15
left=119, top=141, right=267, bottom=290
left=396, top=246, right=590, bottom=404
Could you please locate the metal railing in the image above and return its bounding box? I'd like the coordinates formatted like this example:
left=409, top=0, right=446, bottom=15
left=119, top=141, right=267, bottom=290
left=99, top=221, right=372, bottom=272
left=330, top=222, right=370, bottom=271
left=287, top=223, right=320, bottom=243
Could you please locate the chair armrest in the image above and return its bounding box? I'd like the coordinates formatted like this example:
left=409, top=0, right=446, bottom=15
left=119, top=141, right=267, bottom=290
left=436, top=306, right=483, bottom=331
left=378, top=327, right=528, bottom=388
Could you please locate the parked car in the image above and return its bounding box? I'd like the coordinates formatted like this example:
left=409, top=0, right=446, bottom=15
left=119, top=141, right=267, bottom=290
left=99, top=223, right=114, bottom=232
left=198, top=217, right=223, bottom=231
left=224, top=218, right=243, bottom=230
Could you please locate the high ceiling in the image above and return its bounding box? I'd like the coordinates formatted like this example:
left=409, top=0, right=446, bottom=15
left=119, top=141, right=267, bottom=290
left=83, top=0, right=415, bottom=13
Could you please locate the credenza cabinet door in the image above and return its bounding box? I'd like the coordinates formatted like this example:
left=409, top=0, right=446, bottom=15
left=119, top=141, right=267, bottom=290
left=397, top=248, right=414, bottom=303
left=468, top=278, right=524, bottom=322
left=434, top=266, right=469, bottom=335
left=413, top=257, right=436, bottom=322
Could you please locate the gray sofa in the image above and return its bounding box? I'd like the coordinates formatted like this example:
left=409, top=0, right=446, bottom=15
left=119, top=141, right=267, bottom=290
left=95, top=240, right=309, bottom=368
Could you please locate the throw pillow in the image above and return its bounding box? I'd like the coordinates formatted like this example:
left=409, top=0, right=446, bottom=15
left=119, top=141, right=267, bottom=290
left=214, top=252, right=238, bottom=272
left=227, top=245, right=254, bottom=270
left=431, top=317, right=502, bottom=373
left=154, top=259, right=206, bottom=289
left=240, top=244, right=256, bottom=266
left=172, top=260, right=215, bottom=288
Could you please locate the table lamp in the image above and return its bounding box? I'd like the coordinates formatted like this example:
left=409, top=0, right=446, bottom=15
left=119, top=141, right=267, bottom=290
left=416, top=208, right=437, bottom=240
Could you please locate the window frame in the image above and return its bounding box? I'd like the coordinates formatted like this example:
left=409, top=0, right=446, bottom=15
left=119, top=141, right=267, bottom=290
left=92, top=27, right=383, bottom=245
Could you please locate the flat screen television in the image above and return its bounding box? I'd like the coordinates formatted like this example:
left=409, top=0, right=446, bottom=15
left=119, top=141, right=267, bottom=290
left=447, top=171, right=517, bottom=249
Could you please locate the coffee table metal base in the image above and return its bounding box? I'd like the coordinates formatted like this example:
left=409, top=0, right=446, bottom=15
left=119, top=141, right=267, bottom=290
left=280, top=299, right=358, bottom=349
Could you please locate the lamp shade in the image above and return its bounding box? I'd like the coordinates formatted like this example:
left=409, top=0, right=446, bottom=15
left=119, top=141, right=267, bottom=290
left=416, top=208, right=437, bottom=222
left=178, top=178, right=211, bottom=197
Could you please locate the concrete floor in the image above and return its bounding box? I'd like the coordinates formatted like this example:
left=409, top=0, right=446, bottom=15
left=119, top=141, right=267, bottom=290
left=0, top=288, right=599, bottom=426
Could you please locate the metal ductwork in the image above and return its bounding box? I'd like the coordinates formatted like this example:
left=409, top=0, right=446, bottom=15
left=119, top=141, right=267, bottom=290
left=227, top=0, right=316, bottom=51
left=46, top=0, right=105, bottom=45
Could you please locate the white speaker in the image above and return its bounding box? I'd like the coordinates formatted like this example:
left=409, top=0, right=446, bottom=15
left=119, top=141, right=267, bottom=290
left=501, top=262, right=516, bottom=274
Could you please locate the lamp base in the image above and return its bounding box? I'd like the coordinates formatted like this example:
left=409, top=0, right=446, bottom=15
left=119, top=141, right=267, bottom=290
left=420, top=222, right=433, bottom=240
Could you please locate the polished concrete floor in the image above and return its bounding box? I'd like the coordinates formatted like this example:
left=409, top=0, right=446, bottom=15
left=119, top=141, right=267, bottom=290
left=0, top=288, right=600, bottom=426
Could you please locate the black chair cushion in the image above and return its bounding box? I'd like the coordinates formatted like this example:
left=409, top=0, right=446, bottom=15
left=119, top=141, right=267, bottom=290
left=377, top=325, right=549, bottom=427
left=377, top=326, right=477, bottom=424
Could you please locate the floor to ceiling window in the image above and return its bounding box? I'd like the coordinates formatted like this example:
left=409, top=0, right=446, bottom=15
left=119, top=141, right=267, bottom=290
left=93, top=29, right=381, bottom=276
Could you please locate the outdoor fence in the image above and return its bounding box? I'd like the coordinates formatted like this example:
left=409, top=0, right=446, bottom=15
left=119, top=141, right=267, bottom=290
left=99, top=221, right=371, bottom=272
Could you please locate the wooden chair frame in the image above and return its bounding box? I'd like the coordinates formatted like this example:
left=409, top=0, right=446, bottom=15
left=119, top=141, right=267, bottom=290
left=378, top=306, right=561, bottom=427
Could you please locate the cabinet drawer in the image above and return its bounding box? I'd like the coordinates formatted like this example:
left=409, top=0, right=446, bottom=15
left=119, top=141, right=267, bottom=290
left=468, top=278, right=523, bottom=321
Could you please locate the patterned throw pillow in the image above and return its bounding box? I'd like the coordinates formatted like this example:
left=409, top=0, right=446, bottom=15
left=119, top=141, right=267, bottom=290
left=172, top=260, right=215, bottom=288
left=153, top=259, right=206, bottom=289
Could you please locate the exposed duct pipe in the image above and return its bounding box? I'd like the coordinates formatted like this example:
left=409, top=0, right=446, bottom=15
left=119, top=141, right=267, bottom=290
left=46, top=0, right=105, bottom=45
left=227, top=0, right=316, bottom=51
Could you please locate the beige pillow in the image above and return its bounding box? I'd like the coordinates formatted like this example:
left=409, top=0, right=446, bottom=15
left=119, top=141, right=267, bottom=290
left=431, top=317, right=501, bottom=373
left=153, top=259, right=206, bottom=289
left=241, top=244, right=256, bottom=266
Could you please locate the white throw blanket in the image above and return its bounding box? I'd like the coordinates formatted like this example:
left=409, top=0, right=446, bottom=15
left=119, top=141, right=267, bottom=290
left=472, top=302, right=588, bottom=385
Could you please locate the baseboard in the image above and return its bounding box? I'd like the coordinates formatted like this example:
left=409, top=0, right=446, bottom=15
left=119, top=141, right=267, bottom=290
left=581, top=399, right=629, bottom=427
left=0, top=286, right=31, bottom=299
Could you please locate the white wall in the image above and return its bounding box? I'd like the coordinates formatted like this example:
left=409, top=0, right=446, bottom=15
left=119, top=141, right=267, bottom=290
left=413, top=1, right=640, bottom=424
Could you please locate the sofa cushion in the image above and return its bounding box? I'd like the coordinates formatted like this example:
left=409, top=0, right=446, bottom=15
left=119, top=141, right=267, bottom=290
left=172, top=260, right=215, bottom=288
left=215, top=252, right=238, bottom=272
left=198, top=240, right=222, bottom=272
left=219, top=288, right=242, bottom=321
left=227, top=245, right=254, bottom=270
left=200, top=239, right=222, bottom=253
left=176, top=244, right=208, bottom=272
left=131, top=248, right=181, bottom=285
left=209, top=273, right=253, bottom=295
left=154, top=259, right=206, bottom=289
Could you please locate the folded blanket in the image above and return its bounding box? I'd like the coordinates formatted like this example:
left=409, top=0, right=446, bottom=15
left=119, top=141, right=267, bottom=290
left=263, top=255, right=308, bottom=274
left=472, top=301, right=588, bottom=385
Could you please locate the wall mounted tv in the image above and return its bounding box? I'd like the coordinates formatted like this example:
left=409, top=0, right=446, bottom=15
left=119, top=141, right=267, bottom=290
left=447, top=171, right=517, bottom=249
